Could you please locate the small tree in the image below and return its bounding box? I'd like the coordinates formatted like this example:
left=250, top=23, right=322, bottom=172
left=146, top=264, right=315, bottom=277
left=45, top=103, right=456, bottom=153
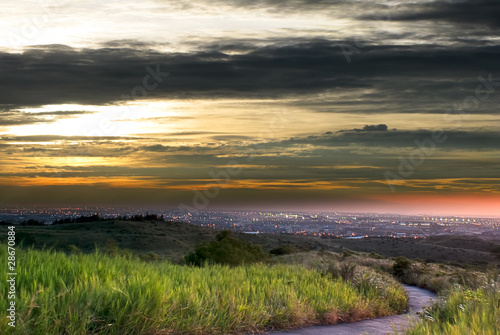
left=185, top=231, right=269, bottom=266
left=392, top=256, right=412, bottom=278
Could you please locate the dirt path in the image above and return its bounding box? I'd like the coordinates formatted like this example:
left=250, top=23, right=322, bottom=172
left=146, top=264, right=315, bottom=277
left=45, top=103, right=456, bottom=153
left=268, top=285, right=437, bottom=335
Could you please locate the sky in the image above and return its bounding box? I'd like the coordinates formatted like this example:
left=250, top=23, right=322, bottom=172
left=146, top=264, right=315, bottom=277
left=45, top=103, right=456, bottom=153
left=0, top=0, right=499, bottom=216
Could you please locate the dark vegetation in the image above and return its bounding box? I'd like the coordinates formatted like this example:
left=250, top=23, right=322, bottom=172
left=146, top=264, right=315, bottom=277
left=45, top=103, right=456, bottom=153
left=53, top=213, right=165, bottom=225
left=270, top=244, right=306, bottom=256
left=4, top=216, right=499, bottom=268
left=1, top=219, right=45, bottom=226
left=392, top=256, right=412, bottom=278
left=326, top=262, right=357, bottom=282
left=185, top=231, right=268, bottom=266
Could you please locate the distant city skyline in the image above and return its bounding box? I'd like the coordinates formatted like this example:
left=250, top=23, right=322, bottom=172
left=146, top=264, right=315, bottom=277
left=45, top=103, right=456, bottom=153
left=2, top=207, right=499, bottom=243
left=1, top=0, right=499, bottom=216
left=2, top=203, right=500, bottom=219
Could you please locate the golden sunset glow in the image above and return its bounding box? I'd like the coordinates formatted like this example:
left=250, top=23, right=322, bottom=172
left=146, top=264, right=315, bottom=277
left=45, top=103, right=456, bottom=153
left=0, top=0, right=498, bottom=216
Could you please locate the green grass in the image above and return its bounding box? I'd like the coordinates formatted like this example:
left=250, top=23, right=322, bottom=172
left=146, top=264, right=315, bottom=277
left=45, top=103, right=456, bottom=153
left=0, top=245, right=407, bottom=334
left=404, top=278, right=500, bottom=335
left=273, top=250, right=500, bottom=334
left=325, top=252, right=488, bottom=294
left=271, top=251, right=409, bottom=317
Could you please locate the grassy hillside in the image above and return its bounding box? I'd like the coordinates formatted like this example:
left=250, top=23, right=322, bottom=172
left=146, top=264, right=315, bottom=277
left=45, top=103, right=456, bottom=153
left=0, top=245, right=407, bottom=334
left=2, top=220, right=499, bottom=334
left=7, top=220, right=500, bottom=267
left=270, top=250, right=500, bottom=334
left=405, top=277, right=500, bottom=334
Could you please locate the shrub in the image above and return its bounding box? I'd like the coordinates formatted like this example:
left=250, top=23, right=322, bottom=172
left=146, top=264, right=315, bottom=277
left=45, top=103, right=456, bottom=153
left=271, top=245, right=299, bottom=256
left=325, top=262, right=357, bottom=282
left=392, top=256, right=412, bottom=278
left=185, top=231, right=269, bottom=266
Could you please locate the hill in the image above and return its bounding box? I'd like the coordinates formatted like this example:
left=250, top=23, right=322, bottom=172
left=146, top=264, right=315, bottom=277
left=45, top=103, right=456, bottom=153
left=5, top=219, right=499, bottom=267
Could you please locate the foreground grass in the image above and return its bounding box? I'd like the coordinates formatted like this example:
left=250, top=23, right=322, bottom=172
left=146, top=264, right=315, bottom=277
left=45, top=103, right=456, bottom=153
left=0, top=246, right=407, bottom=334
left=333, top=251, right=487, bottom=294
left=273, top=250, right=500, bottom=334
left=405, top=279, right=500, bottom=335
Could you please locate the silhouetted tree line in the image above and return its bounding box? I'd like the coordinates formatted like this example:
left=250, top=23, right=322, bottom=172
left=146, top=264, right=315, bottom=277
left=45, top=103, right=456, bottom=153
left=52, top=213, right=165, bottom=225
left=125, top=213, right=165, bottom=222
left=53, top=214, right=102, bottom=225
left=1, top=219, right=45, bottom=226
left=21, top=219, right=45, bottom=226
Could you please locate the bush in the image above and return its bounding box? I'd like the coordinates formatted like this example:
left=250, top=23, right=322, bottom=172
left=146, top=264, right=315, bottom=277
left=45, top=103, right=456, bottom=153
left=325, top=262, right=357, bottom=282
left=270, top=245, right=299, bottom=256
left=185, top=231, right=269, bottom=266
left=392, top=256, right=412, bottom=278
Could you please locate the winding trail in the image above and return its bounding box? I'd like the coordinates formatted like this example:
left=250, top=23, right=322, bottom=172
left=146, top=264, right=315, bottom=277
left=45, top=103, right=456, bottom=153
left=269, top=285, right=437, bottom=335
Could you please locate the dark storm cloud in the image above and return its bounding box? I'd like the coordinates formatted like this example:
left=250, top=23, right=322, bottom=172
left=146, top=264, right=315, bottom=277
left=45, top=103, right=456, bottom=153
left=141, top=144, right=176, bottom=152
left=338, top=124, right=390, bottom=132
left=359, top=124, right=388, bottom=131
left=390, top=0, right=500, bottom=29
left=0, top=42, right=499, bottom=111
left=116, top=129, right=500, bottom=181
left=276, top=129, right=500, bottom=149
left=214, top=0, right=500, bottom=30
left=1, top=127, right=498, bottom=189
left=3, top=127, right=499, bottom=162
left=132, top=128, right=500, bottom=173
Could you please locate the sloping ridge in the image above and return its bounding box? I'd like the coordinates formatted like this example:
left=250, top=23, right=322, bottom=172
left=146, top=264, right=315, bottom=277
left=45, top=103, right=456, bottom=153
left=269, top=285, right=437, bottom=335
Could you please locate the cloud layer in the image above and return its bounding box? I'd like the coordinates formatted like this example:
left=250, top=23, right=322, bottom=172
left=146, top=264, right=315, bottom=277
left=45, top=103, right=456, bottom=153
left=0, top=0, right=499, bottom=214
